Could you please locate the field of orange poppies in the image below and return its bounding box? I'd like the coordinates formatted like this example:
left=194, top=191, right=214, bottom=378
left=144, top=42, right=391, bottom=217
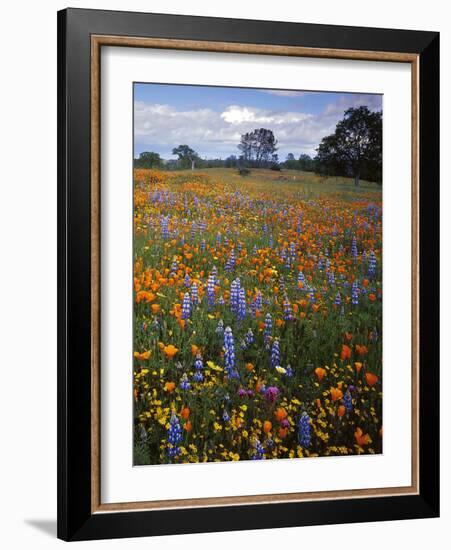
left=133, top=168, right=382, bottom=465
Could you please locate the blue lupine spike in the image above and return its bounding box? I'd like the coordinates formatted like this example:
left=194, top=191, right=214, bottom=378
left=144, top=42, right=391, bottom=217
left=368, top=250, right=377, bottom=279
left=191, top=283, right=199, bottom=305
left=283, top=298, right=294, bottom=321
left=167, top=412, right=182, bottom=460
left=351, top=281, right=359, bottom=305
left=207, top=274, right=215, bottom=307
left=351, top=235, right=358, bottom=259
left=264, top=313, right=272, bottom=343
left=238, top=288, right=246, bottom=320
left=179, top=373, right=190, bottom=391
left=181, top=292, right=191, bottom=320
left=298, top=412, right=311, bottom=448
left=344, top=390, right=353, bottom=412
left=271, top=339, right=281, bottom=368
left=252, top=438, right=265, bottom=460
left=224, top=326, right=239, bottom=379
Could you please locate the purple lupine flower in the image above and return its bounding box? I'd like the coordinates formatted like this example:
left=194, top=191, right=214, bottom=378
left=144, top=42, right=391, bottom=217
left=190, top=221, right=197, bottom=239
left=285, top=365, right=294, bottom=378
left=344, top=390, right=353, bottom=412
left=167, top=412, right=182, bottom=460
left=351, top=281, right=359, bottom=305
left=179, top=373, right=190, bottom=391
left=334, top=292, right=341, bottom=307
left=193, top=353, right=204, bottom=382
left=308, top=287, right=316, bottom=303
left=252, top=439, right=265, bottom=460
left=351, top=235, right=358, bottom=259
left=161, top=216, right=170, bottom=239
left=222, top=409, right=230, bottom=422
left=225, top=249, right=236, bottom=272
left=283, top=298, right=294, bottom=321
left=170, top=258, right=178, bottom=276
left=181, top=292, right=191, bottom=320
left=184, top=273, right=191, bottom=287
left=270, top=339, right=281, bottom=368
left=298, top=270, right=305, bottom=288
left=368, top=250, right=377, bottom=279
left=230, top=278, right=240, bottom=313
left=191, top=283, right=199, bottom=305
left=224, top=326, right=239, bottom=379
left=298, top=412, right=311, bottom=448
left=238, top=288, right=246, bottom=320
left=255, top=291, right=263, bottom=312
left=265, top=386, right=280, bottom=404
left=327, top=270, right=335, bottom=286
left=264, top=313, right=272, bottom=343
left=245, top=328, right=254, bottom=347
left=207, top=274, right=215, bottom=307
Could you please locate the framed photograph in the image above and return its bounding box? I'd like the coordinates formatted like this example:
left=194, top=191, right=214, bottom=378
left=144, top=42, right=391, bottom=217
left=57, top=8, right=439, bottom=541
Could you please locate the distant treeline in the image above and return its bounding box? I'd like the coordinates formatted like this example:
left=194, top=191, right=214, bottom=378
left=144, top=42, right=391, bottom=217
left=134, top=106, right=382, bottom=185
left=134, top=153, right=312, bottom=171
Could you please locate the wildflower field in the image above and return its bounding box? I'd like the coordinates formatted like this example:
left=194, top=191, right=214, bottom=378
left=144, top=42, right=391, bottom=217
left=133, top=168, right=382, bottom=465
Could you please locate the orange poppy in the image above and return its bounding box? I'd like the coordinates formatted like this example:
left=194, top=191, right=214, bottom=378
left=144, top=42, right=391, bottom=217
left=330, top=387, right=343, bottom=402
left=315, top=367, right=326, bottom=382
left=337, top=405, right=346, bottom=417
left=134, top=350, right=151, bottom=361
left=355, top=344, right=368, bottom=356
left=181, top=407, right=190, bottom=419
left=191, top=344, right=199, bottom=356
left=354, top=427, right=371, bottom=446
left=164, top=381, right=176, bottom=393
left=136, top=290, right=156, bottom=303
left=278, top=427, right=289, bottom=439
left=184, top=420, right=193, bottom=432
left=151, top=304, right=161, bottom=313
left=365, top=372, right=378, bottom=386
left=274, top=407, right=288, bottom=422
left=341, top=344, right=352, bottom=360
left=163, top=344, right=178, bottom=358
left=263, top=421, right=272, bottom=434
left=354, top=361, right=363, bottom=373
left=245, top=362, right=254, bottom=372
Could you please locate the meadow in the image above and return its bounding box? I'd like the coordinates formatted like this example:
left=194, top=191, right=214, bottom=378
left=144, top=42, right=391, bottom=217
left=133, top=168, right=382, bottom=465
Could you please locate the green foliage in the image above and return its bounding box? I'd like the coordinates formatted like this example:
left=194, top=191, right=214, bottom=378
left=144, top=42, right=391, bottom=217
left=172, top=144, right=200, bottom=169
left=315, top=106, right=382, bottom=185
left=134, top=151, right=162, bottom=169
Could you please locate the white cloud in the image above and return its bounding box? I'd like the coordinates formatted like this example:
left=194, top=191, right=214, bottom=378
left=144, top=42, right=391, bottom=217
left=134, top=95, right=382, bottom=159
left=220, top=105, right=311, bottom=126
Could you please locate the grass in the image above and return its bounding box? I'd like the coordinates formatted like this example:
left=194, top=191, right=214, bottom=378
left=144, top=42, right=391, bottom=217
left=133, top=168, right=382, bottom=465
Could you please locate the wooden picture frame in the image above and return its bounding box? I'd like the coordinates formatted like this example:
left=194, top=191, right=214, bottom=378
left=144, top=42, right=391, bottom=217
left=57, top=7, right=439, bottom=541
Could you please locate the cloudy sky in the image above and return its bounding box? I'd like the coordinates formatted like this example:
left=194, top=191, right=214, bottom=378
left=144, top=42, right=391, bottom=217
left=134, top=83, right=382, bottom=161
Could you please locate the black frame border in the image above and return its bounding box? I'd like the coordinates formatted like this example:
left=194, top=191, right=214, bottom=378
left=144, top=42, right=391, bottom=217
left=57, top=8, right=439, bottom=541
